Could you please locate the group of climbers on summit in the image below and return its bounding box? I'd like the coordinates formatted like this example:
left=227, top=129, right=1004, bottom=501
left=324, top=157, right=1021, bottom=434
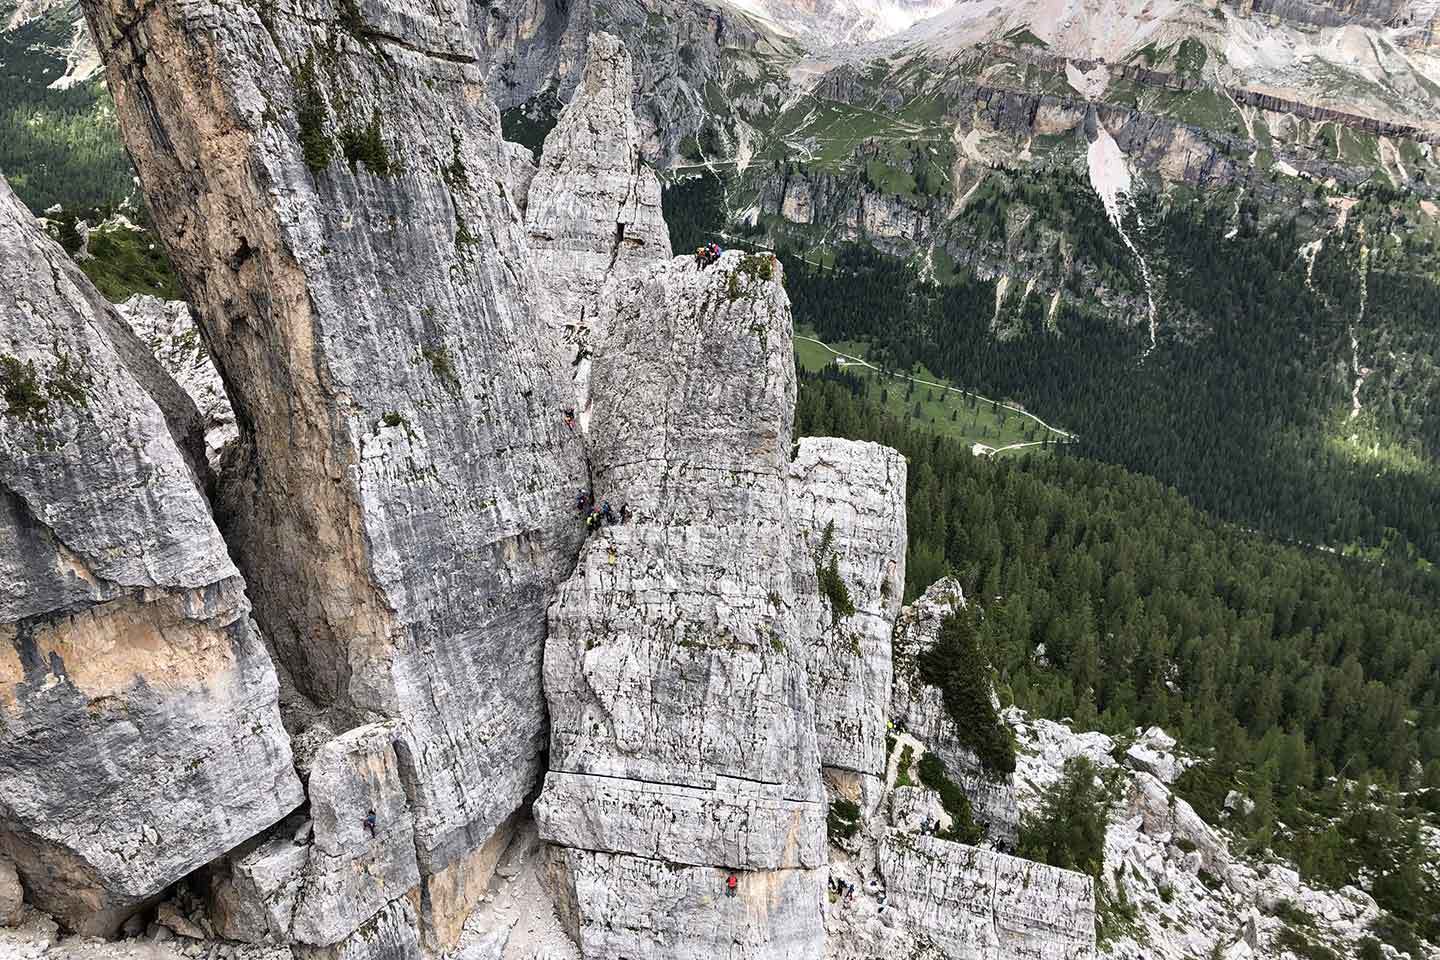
left=695, top=242, right=723, bottom=268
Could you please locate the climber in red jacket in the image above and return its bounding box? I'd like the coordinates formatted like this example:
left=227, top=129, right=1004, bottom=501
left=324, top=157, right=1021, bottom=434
left=726, top=874, right=738, bottom=897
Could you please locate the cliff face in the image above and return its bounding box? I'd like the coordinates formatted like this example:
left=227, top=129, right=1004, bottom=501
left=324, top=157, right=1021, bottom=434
left=789, top=437, right=908, bottom=800
left=8, top=5, right=1108, bottom=955
left=535, top=251, right=830, bottom=958
left=79, top=0, right=587, bottom=946
left=0, top=174, right=302, bottom=936
left=524, top=32, right=672, bottom=417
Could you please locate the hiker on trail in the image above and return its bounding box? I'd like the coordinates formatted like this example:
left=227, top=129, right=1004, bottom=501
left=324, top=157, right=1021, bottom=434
left=363, top=810, right=376, bottom=836
left=726, top=874, right=738, bottom=898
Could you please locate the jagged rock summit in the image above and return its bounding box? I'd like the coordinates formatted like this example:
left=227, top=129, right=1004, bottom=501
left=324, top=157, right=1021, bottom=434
left=524, top=31, right=672, bottom=422
left=0, top=173, right=302, bottom=937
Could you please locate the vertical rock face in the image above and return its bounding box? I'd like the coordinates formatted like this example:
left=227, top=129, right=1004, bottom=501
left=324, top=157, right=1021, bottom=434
left=524, top=31, right=672, bottom=416
left=891, top=578, right=1020, bottom=847
left=535, top=251, right=827, bottom=959
left=0, top=174, right=302, bottom=935
left=78, top=0, right=588, bottom=945
left=788, top=437, right=907, bottom=784
left=873, top=832, right=1095, bottom=959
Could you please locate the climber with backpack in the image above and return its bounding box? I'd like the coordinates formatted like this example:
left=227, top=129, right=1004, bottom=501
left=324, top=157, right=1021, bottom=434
left=725, top=874, right=738, bottom=898
left=601, top=500, right=615, bottom=525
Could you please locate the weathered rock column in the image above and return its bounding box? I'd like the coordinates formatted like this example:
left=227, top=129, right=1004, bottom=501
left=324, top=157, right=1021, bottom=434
left=525, top=31, right=672, bottom=422
left=789, top=437, right=907, bottom=811
left=535, top=252, right=828, bottom=959
left=79, top=0, right=588, bottom=946
left=0, top=174, right=303, bottom=936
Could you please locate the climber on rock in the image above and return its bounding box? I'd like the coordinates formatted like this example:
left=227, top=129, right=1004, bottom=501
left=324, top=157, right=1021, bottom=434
left=726, top=874, right=738, bottom=898
left=563, top=408, right=576, bottom=431
left=575, top=489, right=590, bottom=515
left=586, top=506, right=602, bottom=533
left=363, top=810, right=376, bottom=836
left=619, top=502, right=631, bottom=524
left=601, top=500, right=615, bottom=524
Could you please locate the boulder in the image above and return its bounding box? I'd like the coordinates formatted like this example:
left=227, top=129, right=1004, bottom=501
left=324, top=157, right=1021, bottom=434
left=1124, top=725, right=1191, bottom=784
left=0, top=173, right=302, bottom=937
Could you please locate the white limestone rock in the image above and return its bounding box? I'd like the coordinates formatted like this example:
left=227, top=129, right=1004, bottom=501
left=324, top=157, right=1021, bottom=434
left=891, top=579, right=1020, bottom=848
left=291, top=725, right=421, bottom=946
left=829, top=830, right=1095, bottom=959
left=537, top=251, right=825, bottom=959
left=546, top=847, right=825, bottom=960
left=0, top=173, right=302, bottom=937
left=294, top=897, right=422, bottom=960
left=789, top=437, right=907, bottom=780
left=1123, top=726, right=1193, bottom=785
left=525, top=31, right=672, bottom=417
left=79, top=0, right=590, bottom=946
left=115, top=295, right=237, bottom=465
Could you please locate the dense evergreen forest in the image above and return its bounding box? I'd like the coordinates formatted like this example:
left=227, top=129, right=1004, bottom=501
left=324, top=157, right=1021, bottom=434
left=797, top=369, right=1440, bottom=945
left=0, top=16, right=133, bottom=214
left=664, top=172, right=1440, bottom=567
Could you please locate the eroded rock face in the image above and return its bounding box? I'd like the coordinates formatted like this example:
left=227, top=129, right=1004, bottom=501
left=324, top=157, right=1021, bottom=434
left=115, top=295, right=237, bottom=466
left=79, top=0, right=589, bottom=945
left=0, top=174, right=302, bottom=936
left=789, top=437, right=907, bottom=783
left=858, top=831, right=1094, bottom=959
left=525, top=32, right=671, bottom=417
left=891, top=578, right=1020, bottom=849
left=536, top=251, right=827, bottom=959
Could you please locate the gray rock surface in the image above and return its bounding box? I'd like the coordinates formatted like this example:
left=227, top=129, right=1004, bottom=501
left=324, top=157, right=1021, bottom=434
left=891, top=579, right=1020, bottom=849
left=789, top=437, right=907, bottom=780
left=526, top=31, right=671, bottom=333
left=866, top=831, right=1094, bottom=959
left=536, top=251, right=826, bottom=959
left=79, top=0, right=589, bottom=946
left=0, top=173, right=302, bottom=936
left=291, top=724, right=421, bottom=946
left=115, top=295, right=237, bottom=465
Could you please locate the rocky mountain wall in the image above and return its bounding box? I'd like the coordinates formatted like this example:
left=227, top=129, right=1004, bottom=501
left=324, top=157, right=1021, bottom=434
left=535, top=250, right=830, bottom=959
left=789, top=438, right=908, bottom=787
left=79, top=0, right=588, bottom=947
left=524, top=31, right=672, bottom=419
left=890, top=579, right=1020, bottom=849
left=0, top=173, right=302, bottom=937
